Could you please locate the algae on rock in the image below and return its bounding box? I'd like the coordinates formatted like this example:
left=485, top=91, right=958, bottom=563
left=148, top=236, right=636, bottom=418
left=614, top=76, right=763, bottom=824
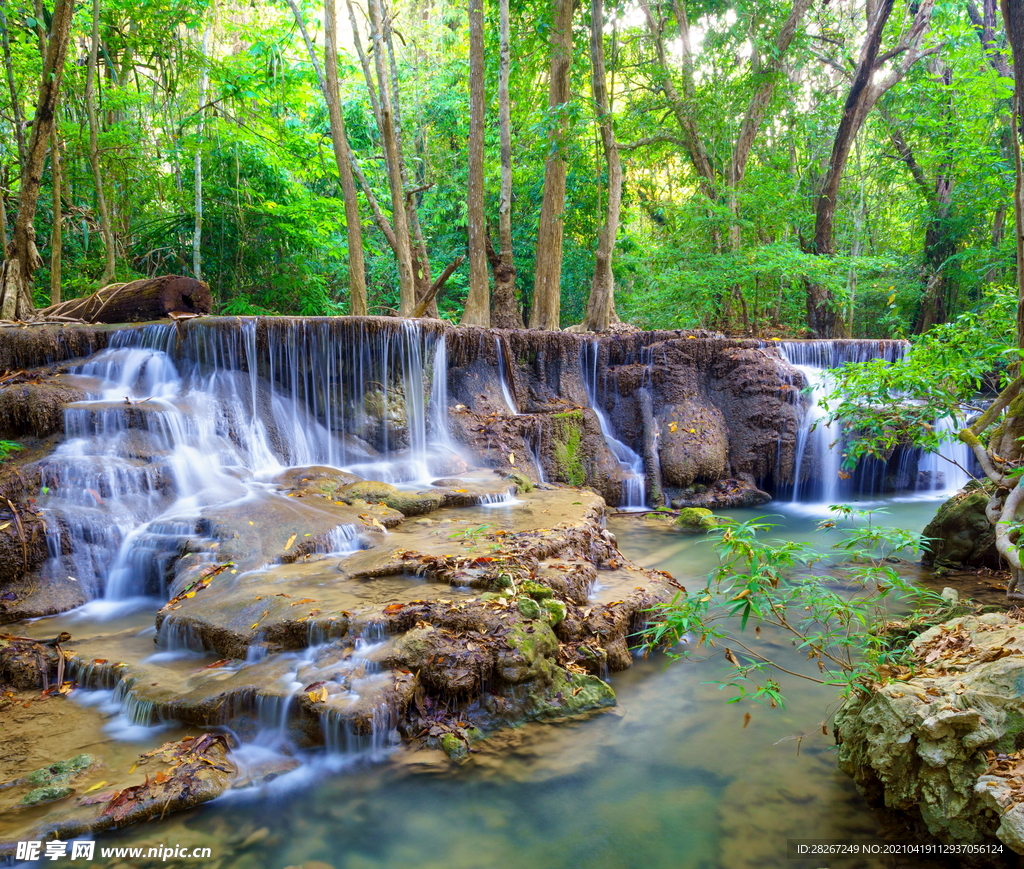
left=551, top=410, right=587, bottom=487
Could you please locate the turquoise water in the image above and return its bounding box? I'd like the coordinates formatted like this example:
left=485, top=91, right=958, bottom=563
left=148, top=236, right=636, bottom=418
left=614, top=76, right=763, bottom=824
left=94, top=496, right=953, bottom=869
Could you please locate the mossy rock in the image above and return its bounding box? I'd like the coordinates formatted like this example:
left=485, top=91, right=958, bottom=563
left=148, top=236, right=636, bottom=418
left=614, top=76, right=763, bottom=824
left=440, top=733, right=469, bottom=761
left=338, top=481, right=442, bottom=517
left=541, top=598, right=567, bottom=625
left=25, top=753, right=94, bottom=786
left=551, top=410, right=586, bottom=487
left=921, top=484, right=999, bottom=570
left=21, top=784, right=74, bottom=806
left=517, top=597, right=543, bottom=619
left=561, top=672, right=615, bottom=713
left=674, top=507, right=719, bottom=531
left=520, top=579, right=554, bottom=600
left=506, top=621, right=559, bottom=658
left=506, top=471, right=534, bottom=493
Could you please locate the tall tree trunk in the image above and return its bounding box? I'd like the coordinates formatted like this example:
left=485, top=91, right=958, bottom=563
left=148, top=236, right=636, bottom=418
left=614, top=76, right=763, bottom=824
left=530, top=0, right=574, bottom=330
left=461, top=0, right=489, bottom=326
left=1007, top=0, right=1024, bottom=355
left=49, top=127, right=62, bottom=304
left=490, top=0, right=522, bottom=328
left=581, top=0, right=620, bottom=332
left=318, top=0, right=369, bottom=314
left=192, top=26, right=211, bottom=282
left=0, top=1, right=26, bottom=170
left=0, top=167, right=8, bottom=257
left=86, top=0, right=116, bottom=285
left=366, top=0, right=416, bottom=315
left=0, top=0, right=76, bottom=321
left=806, top=0, right=936, bottom=336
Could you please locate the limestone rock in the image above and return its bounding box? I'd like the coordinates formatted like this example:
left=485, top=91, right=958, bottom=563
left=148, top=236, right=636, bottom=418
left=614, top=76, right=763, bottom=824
left=836, top=611, right=1024, bottom=854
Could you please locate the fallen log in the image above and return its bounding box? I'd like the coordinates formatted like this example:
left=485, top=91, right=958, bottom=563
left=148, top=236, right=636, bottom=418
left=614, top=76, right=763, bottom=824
left=35, top=275, right=212, bottom=323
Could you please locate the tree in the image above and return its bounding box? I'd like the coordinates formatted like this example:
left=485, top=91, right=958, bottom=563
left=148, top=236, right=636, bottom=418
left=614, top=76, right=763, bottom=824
left=530, top=0, right=575, bottom=330
left=192, top=25, right=212, bottom=282
left=805, top=0, right=936, bottom=337
left=487, top=0, right=523, bottom=329
left=287, top=0, right=368, bottom=315
left=86, top=0, right=116, bottom=286
left=636, top=0, right=814, bottom=329
left=461, top=0, right=489, bottom=326
left=0, top=0, right=76, bottom=320
left=580, top=0, right=619, bottom=331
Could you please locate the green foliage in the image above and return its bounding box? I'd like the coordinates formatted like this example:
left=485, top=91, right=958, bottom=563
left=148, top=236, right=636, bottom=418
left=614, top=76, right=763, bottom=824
left=0, top=0, right=1013, bottom=332
left=645, top=509, right=942, bottom=706
left=824, top=286, right=1017, bottom=466
left=0, top=441, right=22, bottom=463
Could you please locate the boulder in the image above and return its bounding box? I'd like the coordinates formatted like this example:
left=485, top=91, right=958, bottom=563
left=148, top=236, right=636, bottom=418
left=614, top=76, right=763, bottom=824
left=836, top=611, right=1024, bottom=857
left=921, top=484, right=1000, bottom=570
left=657, top=401, right=728, bottom=487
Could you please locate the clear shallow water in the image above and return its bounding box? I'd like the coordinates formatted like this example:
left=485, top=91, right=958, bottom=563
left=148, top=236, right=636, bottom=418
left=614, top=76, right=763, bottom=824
left=85, top=495, right=955, bottom=869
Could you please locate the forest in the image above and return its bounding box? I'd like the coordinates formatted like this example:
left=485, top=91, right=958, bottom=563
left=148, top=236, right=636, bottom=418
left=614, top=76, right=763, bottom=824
left=11, top=1, right=1024, bottom=864
left=0, top=0, right=1015, bottom=337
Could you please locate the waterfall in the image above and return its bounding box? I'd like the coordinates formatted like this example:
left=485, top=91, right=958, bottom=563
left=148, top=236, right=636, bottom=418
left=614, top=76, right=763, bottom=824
left=37, top=318, right=465, bottom=604
left=779, top=341, right=905, bottom=504
left=778, top=340, right=977, bottom=502
left=918, top=416, right=973, bottom=494
left=580, top=342, right=646, bottom=509
left=496, top=337, right=519, bottom=415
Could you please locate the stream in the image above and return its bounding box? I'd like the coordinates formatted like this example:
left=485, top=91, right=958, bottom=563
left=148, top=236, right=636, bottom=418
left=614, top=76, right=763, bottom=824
left=57, top=496, right=951, bottom=869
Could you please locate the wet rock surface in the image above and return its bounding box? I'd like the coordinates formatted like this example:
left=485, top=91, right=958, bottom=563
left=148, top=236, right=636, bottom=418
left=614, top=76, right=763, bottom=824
left=921, top=484, right=1000, bottom=571
left=0, top=317, right=819, bottom=847
left=836, top=610, right=1024, bottom=861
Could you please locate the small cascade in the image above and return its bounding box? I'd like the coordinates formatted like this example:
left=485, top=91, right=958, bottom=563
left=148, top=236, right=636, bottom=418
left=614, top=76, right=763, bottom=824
left=428, top=335, right=455, bottom=450
left=321, top=703, right=397, bottom=758
left=35, top=319, right=469, bottom=605
left=496, top=337, right=519, bottom=415
left=779, top=341, right=905, bottom=504
left=918, top=416, right=973, bottom=493
left=788, top=365, right=842, bottom=504
left=311, top=524, right=364, bottom=556
left=580, top=343, right=646, bottom=508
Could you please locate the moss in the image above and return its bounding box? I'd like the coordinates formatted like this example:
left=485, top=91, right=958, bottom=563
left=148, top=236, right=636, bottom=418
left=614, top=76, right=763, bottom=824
left=505, top=621, right=559, bottom=662
left=674, top=507, right=718, bottom=530
left=520, top=579, right=554, bottom=600
left=517, top=597, right=543, bottom=619
left=21, top=784, right=74, bottom=806
left=562, top=672, right=615, bottom=712
left=338, top=481, right=441, bottom=517
left=552, top=410, right=586, bottom=487
left=25, top=753, right=94, bottom=786
left=440, top=733, right=468, bottom=760
left=506, top=471, right=534, bottom=493
left=541, top=598, right=566, bottom=625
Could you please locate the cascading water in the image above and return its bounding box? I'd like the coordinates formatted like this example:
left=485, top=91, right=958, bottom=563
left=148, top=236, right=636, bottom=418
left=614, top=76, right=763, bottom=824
left=917, top=415, right=973, bottom=494
left=38, top=319, right=463, bottom=605
left=496, top=337, right=519, bottom=415
left=778, top=340, right=976, bottom=502
left=780, top=341, right=905, bottom=504
left=580, top=342, right=646, bottom=509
